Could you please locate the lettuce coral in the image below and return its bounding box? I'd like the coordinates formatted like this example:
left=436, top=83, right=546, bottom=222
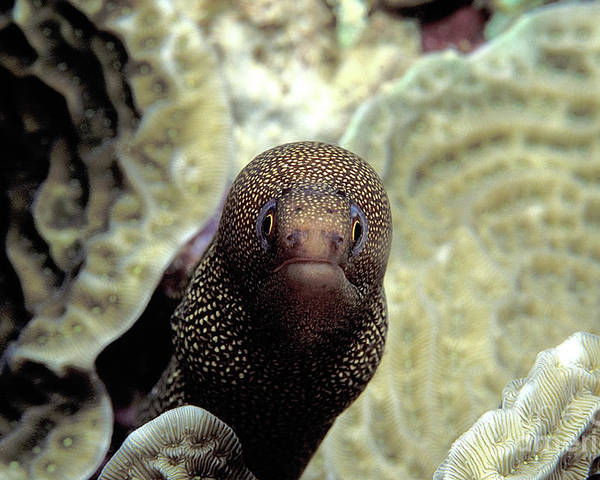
left=435, top=332, right=600, bottom=480
left=0, top=366, right=112, bottom=480
left=0, top=0, right=232, bottom=478
left=9, top=0, right=233, bottom=374
left=303, top=2, right=600, bottom=478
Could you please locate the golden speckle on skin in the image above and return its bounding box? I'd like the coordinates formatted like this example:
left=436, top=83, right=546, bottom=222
left=146, top=142, right=392, bottom=480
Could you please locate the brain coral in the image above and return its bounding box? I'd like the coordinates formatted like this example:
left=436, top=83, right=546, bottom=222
left=303, top=2, right=600, bottom=479
left=0, top=0, right=232, bottom=478
left=435, top=331, right=600, bottom=480
left=99, top=406, right=256, bottom=480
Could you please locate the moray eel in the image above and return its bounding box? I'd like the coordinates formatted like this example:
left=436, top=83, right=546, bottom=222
left=146, top=141, right=392, bottom=479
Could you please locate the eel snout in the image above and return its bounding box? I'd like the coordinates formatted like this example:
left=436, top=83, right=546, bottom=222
left=274, top=213, right=351, bottom=291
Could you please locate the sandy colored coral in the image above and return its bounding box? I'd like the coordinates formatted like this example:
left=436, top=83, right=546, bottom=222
left=434, top=332, right=600, bottom=480
left=5, top=0, right=233, bottom=374
left=303, top=3, right=600, bottom=478
left=99, top=405, right=256, bottom=480
left=1, top=0, right=232, bottom=478
left=330, top=0, right=368, bottom=47
left=199, top=0, right=420, bottom=171
left=485, top=0, right=553, bottom=38
left=0, top=367, right=112, bottom=480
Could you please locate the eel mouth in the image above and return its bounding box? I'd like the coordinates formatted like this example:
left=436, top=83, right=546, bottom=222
left=272, top=257, right=349, bottom=295
left=272, top=257, right=341, bottom=274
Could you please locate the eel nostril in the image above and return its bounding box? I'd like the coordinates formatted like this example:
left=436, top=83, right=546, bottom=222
left=326, top=233, right=344, bottom=250
left=286, top=230, right=306, bottom=247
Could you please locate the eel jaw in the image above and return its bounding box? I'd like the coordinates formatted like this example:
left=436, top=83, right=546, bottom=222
left=273, top=257, right=338, bottom=273
left=274, top=257, right=347, bottom=296
left=251, top=256, right=361, bottom=349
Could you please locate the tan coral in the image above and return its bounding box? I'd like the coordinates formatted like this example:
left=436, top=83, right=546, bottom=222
left=31, top=139, right=86, bottom=273
left=5, top=226, right=61, bottom=316
left=99, top=405, right=256, bottom=480
left=1, top=0, right=233, bottom=479
left=304, top=3, right=600, bottom=478
left=434, top=332, right=600, bottom=480
left=0, top=368, right=112, bottom=480
left=7, top=0, right=233, bottom=374
left=198, top=0, right=419, bottom=171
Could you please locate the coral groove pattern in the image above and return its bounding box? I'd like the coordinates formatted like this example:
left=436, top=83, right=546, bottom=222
left=3, top=0, right=600, bottom=479
left=0, top=0, right=232, bottom=478
left=99, top=406, right=256, bottom=480
left=435, top=332, right=600, bottom=480
left=303, top=3, right=600, bottom=479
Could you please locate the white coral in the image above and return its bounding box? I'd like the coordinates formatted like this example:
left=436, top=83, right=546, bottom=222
left=434, top=332, right=600, bottom=480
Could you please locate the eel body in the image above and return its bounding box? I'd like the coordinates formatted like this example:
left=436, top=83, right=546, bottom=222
left=146, top=141, right=392, bottom=479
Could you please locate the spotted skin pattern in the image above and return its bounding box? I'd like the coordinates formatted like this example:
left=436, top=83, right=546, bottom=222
left=146, top=142, right=392, bottom=479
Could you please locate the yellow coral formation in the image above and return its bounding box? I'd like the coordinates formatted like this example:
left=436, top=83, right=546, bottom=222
left=8, top=0, right=232, bottom=374
left=1, top=0, right=232, bottom=478
left=434, top=332, right=600, bottom=480
left=0, top=369, right=112, bottom=480
left=99, top=406, right=256, bottom=480
left=304, top=3, right=600, bottom=478
left=202, top=0, right=419, bottom=171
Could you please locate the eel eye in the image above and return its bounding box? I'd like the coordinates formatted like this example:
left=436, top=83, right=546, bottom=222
left=350, top=203, right=368, bottom=256
left=256, top=199, right=277, bottom=250
left=263, top=212, right=274, bottom=236
left=351, top=217, right=362, bottom=243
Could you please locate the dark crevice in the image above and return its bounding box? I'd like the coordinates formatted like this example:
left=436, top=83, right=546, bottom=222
left=96, top=286, right=176, bottom=453
left=38, top=15, right=119, bottom=144
left=0, top=67, right=29, bottom=349
left=381, top=0, right=475, bottom=22
left=96, top=30, right=139, bottom=119
left=53, top=0, right=140, bottom=125
left=0, top=23, right=38, bottom=67
left=2, top=70, right=79, bottom=291
left=0, top=361, right=100, bottom=435
left=0, top=0, right=14, bottom=16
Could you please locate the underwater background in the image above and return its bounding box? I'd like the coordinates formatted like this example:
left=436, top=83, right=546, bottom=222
left=1, top=0, right=600, bottom=479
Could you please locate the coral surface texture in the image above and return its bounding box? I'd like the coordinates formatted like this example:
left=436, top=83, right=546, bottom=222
left=303, top=2, right=600, bottom=479
left=2, top=0, right=600, bottom=479
left=99, top=405, right=256, bottom=480
left=435, top=332, right=600, bottom=480
left=0, top=0, right=232, bottom=478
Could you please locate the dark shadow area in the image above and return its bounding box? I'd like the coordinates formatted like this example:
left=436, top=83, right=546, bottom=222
left=95, top=287, right=177, bottom=454
left=380, top=0, right=476, bottom=22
